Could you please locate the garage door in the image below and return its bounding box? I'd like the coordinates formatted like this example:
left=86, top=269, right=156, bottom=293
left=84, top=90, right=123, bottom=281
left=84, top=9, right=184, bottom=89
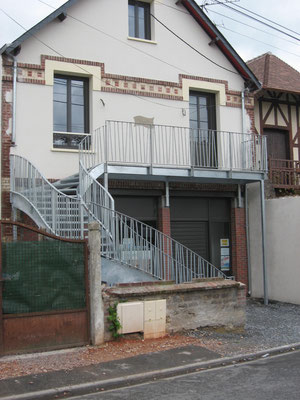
left=171, top=221, right=209, bottom=261
left=114, top=196, right=157, bottom=227
left=170, top=197, right=230, bottom=270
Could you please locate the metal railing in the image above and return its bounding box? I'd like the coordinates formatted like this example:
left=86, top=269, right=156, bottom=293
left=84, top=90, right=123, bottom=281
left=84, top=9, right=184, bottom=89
left=10, top=152, right=229, bottom=282
left=79, top=163, right=227, bottom=283
left=10, top=155, right=83, bottom=238
left=79, top=121, right=268, bottom=173
left=269, top=158, right=300, bottom=189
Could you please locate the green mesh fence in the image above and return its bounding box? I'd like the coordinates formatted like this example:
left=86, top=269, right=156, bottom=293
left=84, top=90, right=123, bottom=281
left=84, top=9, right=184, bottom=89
left=2, top=239, right=86, bottom=314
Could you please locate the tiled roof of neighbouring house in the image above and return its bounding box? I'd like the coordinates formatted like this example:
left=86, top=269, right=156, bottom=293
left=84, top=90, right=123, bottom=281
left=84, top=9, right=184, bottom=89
left=247, top=52, right=300, bottom=94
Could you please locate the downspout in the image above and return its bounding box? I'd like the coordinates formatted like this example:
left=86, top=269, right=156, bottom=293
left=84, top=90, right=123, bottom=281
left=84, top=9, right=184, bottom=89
left=241, top=88, right=246, bottom=135
left=11, top=55, right=17, bottom=144
left=0, top=56, right=2, bottom=219
left=241, top=87, right=247, bottom=169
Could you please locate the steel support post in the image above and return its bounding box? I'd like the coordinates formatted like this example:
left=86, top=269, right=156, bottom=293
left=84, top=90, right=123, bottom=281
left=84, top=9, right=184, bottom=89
left=260, top=179, right=268, bottom=305
left=245, top=184, right=252, bottom=295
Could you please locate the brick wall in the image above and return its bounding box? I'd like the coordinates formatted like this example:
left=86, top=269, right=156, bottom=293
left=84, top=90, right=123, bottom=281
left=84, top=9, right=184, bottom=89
left=231, top=206, right=248, bottom=288
left=102, top=279, right=246, bottom=341
left=1, top=71, right=13, bottom=220
left=157, top=206, right=171, bottom=279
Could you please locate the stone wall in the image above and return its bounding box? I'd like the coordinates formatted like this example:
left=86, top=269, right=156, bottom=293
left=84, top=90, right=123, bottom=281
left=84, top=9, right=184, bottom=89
left=102, top=279, right=246, bottom=341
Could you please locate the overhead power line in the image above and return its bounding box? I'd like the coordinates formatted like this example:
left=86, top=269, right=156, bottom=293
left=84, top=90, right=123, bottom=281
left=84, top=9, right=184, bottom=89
left=36, top=0, right=239, bottom=76
left=207, top=8, right=300, bottom=47
left=150, top=13, right=239, bottom=75
left=218, top=25, right=300, bottom=59
left=0, top=5, right=223, bottom=112
left=210, top=0, right=300, bottom=42
left=232, top=2, right=300, bottom=37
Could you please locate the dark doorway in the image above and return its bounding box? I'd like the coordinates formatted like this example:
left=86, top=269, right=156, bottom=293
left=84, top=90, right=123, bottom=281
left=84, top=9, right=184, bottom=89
left=189, top=92, right=217, bottom=167
left=264, top=128, right=289, bottom=160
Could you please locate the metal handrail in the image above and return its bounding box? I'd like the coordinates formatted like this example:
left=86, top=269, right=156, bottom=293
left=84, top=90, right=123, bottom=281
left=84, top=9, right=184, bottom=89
left=10, top=155, right=83, bottom=238
left=78, top=121, right=268, bottom=173
left=78, top=160, right=227, bottom=283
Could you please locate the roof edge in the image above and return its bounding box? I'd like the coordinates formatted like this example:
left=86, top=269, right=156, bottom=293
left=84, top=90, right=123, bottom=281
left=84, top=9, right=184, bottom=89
left=0, top=0, right=80, bottom=56
left=182, top=0, right=261, bottom=90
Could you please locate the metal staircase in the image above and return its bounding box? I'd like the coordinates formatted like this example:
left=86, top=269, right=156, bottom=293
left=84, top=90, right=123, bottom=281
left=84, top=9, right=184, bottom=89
left=10, top=123, right=232, bottom=283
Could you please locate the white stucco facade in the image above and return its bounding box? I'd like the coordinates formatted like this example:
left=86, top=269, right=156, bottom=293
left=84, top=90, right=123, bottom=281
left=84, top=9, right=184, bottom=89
left=5, top=0, right=252, bottom=179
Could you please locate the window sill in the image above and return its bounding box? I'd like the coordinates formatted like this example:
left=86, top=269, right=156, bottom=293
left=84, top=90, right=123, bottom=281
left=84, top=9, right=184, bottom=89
left=51, top=148, right=80, bottom=153
left=51, top=148, right=95, bottom=154
left=127, top=36, right=157, bottom=45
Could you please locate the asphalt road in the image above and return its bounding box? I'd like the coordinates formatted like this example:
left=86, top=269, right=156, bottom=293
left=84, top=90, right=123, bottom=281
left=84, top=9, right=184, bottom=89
left=69, top=350, right=300, bottom=400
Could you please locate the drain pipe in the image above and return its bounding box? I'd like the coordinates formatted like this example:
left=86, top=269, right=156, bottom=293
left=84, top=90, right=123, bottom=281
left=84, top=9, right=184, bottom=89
left=241, top=88, right=246, bottom=134
left=12, top=56, right=17, bottom=144
left=7, top=53, right=18, bottom=144
left=241, top=88, right=247, bottom=169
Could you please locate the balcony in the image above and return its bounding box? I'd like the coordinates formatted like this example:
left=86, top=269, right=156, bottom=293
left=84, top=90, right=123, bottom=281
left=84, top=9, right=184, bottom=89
left=269, top=158, right=300, bottom=189
left=79, top=121, right=267, bottom=183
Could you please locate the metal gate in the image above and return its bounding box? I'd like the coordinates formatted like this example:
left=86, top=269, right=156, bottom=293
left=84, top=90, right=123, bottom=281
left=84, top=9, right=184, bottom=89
left=0, top=221, right=90, bottom=355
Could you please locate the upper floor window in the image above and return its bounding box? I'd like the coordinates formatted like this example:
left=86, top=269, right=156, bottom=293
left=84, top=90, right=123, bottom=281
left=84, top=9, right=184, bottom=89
left=189, top=92, right=217, bottom=167
left=189, top=92, right=216, bottom=132
left=53, top=75, right=89, bottom=149
left=128, top=0, right=151, bottom=40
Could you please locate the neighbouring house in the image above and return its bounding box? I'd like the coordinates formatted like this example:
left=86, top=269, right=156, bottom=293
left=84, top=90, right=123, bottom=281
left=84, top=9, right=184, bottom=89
left=0, top=0, right=266, bottom=288
left=246, top=53, right=300, bottom=305
left=247, top=52, right=300, bottom=195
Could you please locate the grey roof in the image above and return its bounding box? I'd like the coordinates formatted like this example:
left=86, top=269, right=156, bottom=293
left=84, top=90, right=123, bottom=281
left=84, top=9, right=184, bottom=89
left=1, top=0, right=260, bottom=90
left=0, top=0, right=80, bottom=55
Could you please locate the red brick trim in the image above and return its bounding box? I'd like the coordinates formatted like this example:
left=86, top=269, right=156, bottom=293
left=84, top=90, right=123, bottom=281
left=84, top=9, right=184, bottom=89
left=2, top=54, right=248, bottom=104
left=179, top=74, right=229, bottom=91
left=231, top=206, right=248, bottom=288
left=101, top=86, right=183, bottom=101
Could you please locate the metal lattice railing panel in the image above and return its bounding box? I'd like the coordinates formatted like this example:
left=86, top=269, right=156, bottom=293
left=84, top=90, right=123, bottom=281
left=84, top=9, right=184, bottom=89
left=79, top=162, right=227, bottom=283
left=79, top=121, right=268, bottom=173
left=10, top=155, right=83, bottom=238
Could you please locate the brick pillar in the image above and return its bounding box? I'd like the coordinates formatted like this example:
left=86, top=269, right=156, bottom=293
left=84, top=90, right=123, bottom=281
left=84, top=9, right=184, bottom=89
left=158, top=207, right=171, bottom=237
left=157, top=205, right=171, bottom=280
left=231, top=206, right=248, bottom=289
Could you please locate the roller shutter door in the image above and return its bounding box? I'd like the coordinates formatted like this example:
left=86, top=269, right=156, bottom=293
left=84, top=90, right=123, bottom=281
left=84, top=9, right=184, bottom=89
left=170, top=197, right=230, bottom=268
left=171, top=220, right=209, bottom=261
left=114, top=196, right=157, bottom=226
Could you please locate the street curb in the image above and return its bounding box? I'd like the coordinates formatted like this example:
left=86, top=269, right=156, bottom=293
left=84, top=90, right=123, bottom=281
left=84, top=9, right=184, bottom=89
left=2, top=342, right=300, bottom=400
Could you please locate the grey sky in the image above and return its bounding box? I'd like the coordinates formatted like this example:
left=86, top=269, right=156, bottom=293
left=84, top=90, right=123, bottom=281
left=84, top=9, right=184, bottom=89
left=0, top=0, right=299, bottom=71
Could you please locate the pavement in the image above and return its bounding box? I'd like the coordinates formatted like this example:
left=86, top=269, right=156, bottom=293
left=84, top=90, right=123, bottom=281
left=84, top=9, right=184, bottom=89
left=72, top=350, right=300, bottom=400
left=1, top=342, right=300, bottom=400
left=1, top=298, right=300, bottom=400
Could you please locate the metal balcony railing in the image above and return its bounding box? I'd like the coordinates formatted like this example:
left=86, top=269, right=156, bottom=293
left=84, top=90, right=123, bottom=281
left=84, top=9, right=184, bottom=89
left=79, top=121, right=268, bottom=174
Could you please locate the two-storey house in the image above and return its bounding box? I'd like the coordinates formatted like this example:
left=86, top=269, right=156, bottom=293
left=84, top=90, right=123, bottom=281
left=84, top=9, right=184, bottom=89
left=1, top=0, right=266, bottom=287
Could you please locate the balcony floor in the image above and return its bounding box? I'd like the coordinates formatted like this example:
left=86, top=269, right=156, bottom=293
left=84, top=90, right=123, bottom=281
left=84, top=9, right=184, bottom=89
left=92, top=163, right=266, bottom=185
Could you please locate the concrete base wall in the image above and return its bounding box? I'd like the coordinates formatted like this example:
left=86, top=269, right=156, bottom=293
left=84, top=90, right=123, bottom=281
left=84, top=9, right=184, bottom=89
left=248, top=183, right=300, bottom=305
left=103, top=279, right=246, bottom=341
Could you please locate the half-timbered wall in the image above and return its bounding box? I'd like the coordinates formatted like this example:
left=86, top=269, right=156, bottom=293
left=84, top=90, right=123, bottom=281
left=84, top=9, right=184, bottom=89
left=254, top=91, right=300, bottom=161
